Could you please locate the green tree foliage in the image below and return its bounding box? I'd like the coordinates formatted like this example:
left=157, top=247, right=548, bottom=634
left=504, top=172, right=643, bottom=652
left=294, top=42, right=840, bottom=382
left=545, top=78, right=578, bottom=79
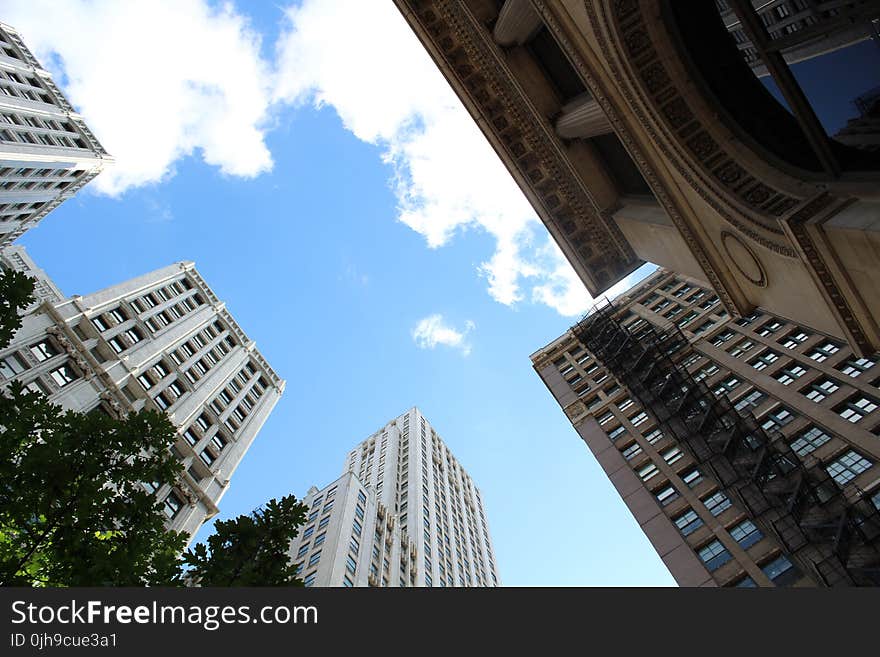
left=0, top=268, right=35, bottom=347
left=183, top=495, right=308, bottom=586
left=0, top=384, right=189, bottom=586
left=0, top=270, right=188, bottom=586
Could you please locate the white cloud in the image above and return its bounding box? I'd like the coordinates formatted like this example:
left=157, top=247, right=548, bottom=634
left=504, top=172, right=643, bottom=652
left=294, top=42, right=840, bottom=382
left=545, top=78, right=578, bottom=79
left=412, top=315, right=474, bottom=356
left=273, top=0, right=592, bottom=315
left=2, top=0, right=274, bottom=195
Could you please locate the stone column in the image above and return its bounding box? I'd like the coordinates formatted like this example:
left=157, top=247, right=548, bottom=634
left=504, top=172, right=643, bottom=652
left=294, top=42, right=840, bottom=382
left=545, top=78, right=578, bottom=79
left=492, top=0, right=542, bottom=46
left=555, top=94, right=613, bottom=139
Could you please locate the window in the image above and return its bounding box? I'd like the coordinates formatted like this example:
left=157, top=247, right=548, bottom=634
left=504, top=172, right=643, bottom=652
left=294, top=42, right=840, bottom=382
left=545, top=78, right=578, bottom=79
left=303, top=572, right=317, bottom=587
left=622, top=442, right=643, bottom=460
left=0, top=353, right=27, bottom=379
left=308, top=551, right=321, bottom=567
left=758, top=320, right=783, bottom=337
left=836, top=395, right=879, bottom=423
left=713, top=377, right=741, bottom=397
left=790, top=426, right=832, bottom=456
left=761, top=555, right=800, bottom=586
left=29, top=340, right=58, bottom=362
left=698, top=540, right=732, bottom=571
left=711, top=331, right=735, bottom=346
left=49, top=364, right=78, bottom=387
left=761, top=407, right=795, bottom=432
left=694, top=364, right=719, bottom=382
left=629, top=411, right=648, bottom=426
left=729, top=519, right=763, bottom=550
left=343, top=575, right=354, bottom=587
left=734, top=390, right=767, bottom=412
left=314, top=533, right=326, bottom=547
left=655, top=485, right=679, bottom=506
left=297, top=544, right=310, bottom=558
left=637, top=463, right=659, bottom=482
left=681, top=468, right=703, bottom=488
left=775, top=364, right=807, bottom=386
left=826, top=450, right=873, bottom=485
left=808, top=342, right=840, bottom=362
left=728, top=340, right=755, bottom=358
left=163, top=491, right=183, bottom=519
left=781, top=330, right=809, bottom=349
left=837, top=357, right=876, bottom=378
left=597, top=411, right=614, bottom=426
left=673, top=509, right=704, bottom=536
left=702, top=491, right=732, bottom=516
left=662, top=446, right=684, bottom=466
left=643, top=428, right=663, bottom=444
left=607, top=425, right=627, bottom=442
left=750, top=350, right=780, bottom=371
left=802, top=378, right=840, bottom=403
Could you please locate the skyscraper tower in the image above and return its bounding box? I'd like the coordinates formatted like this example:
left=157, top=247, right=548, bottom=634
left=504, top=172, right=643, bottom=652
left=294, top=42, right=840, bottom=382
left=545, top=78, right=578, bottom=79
left=0, top=246, right=283, bottom=541
left=0, top=22, right=111, bottom=245
left=532, top=267, right=880, bottom=586
left=288, top=408, right=501, bottom=587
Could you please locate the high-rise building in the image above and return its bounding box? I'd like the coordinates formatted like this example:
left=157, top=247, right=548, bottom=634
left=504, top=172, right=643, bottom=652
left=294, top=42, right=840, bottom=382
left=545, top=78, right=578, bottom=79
left=0, top=246, right=284, bottom=541
left=0, top=22, right=111, bottom=246
left=288, top=408, right=500, bottom=587
left=393, top=1, right=880, bottom=355
left=531, top=267, right=880, bottom=586
left=717, top=0, right=880, bottom=76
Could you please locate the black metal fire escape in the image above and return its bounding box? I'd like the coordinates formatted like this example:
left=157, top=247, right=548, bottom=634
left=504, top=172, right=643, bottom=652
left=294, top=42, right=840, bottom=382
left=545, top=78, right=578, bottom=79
left=572, top=302, right=880, bottom=586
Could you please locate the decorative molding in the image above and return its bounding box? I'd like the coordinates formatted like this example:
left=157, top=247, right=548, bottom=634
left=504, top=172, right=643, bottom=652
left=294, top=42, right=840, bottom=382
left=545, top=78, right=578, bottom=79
left=602, top=0, right=800, bottom=257
left=532, top=0, right=743, bottom=314
left=782, top=193, right=874, bottom=354
left=397, top=0, right=641, bottom=292
left=720, top=230, right=767, bottom=288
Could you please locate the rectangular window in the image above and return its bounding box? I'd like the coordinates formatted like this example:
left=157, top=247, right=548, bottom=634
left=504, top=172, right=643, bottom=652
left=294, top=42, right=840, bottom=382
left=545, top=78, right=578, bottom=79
left=698, top=540, right=732, bottom=571
left=637, top=463, right=659, bottom=482
left=49, top=364, right=78, bottom=387
left=308, top=551, right=321, bottom=567
left=775, top=364, right=807, bottom=386
left=836, top=395, right=879, bottom=423
left=702, top=491, right=732, bottom=516
left=750, top=350, right=780, bottom=371
left=302, top=525, right=314, bottom=539
left=30, top=340, right=58, bottom=362
left=655, top=485, right=679, bottom=506
left=607, top=425, right=627, bottom=442
left=790, top=426, right=832, bottom=456
left=837, top=357, right=876, bottom=378
left=761, top=555, right=800, bottom=586
left=163, top=492, right=183, bottom=519
left=313, top=533, right=326, bottom=547
left=662, top=446, right=684, bottom=466
left=734, top=390, right=767, bottom=412
left=681, top=468, right=703, bottom=488
left=761, top=407, right=796, bottom=432
left=297, top=544, right=309, bottom=558
left=673, top=509, right=704, bottom=536
left=826, top=450, right=873, bottom=485
left=729, top=519, right=763, bottom=550
left=622, top=442, right=643, bottom=460
left=629, top=411, right=648, bottom=426
left=802, top=378, right=840, bottom=403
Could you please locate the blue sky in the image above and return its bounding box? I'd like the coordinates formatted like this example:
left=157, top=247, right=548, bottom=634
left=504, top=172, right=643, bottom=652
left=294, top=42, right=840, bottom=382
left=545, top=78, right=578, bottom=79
left=6, top=1, right=877, bottom=587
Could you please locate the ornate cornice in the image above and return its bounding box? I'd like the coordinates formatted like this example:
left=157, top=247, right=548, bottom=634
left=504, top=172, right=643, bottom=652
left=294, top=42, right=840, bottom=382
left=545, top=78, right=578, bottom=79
left=532, top=0, right=743, bottom=313
left=396, top=0, right=641, bottom=293
left=782, top=193, right=874, bottom=354
left=604, top=0, right=799, bottom=257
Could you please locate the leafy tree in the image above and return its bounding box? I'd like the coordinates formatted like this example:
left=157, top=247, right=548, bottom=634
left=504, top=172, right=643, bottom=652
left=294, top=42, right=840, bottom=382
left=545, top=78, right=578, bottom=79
left=0, top=384, right=189, bottom=586
left=0, top=268, right=35, bottom=347
left=0, top=270, right=188, bottom=586
left=183, top=495, right=308, bottom=586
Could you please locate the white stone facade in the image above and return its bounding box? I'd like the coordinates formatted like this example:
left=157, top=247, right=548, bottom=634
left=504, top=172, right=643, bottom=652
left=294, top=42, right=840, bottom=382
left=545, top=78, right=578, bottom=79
left=289, top=408, right=500, bottom=587
left=0, top=247, right=284, bottom=542
left=0, top=22, right=111, bottom=246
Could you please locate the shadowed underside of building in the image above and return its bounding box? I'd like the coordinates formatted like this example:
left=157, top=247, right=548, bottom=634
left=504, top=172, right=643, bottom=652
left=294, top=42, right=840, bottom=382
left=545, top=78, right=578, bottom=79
left=393, top=0, right=880, bottom=355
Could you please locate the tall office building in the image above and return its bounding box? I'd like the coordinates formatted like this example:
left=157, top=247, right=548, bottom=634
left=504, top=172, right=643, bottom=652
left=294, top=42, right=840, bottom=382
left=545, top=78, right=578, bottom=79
left=0, top=246, right=284, bottom=541
left=394, top=1, right=880, bottom=355
left=532, top=268, right=880, bottom=586
left=717, top=0, right=880, bottom=76
left=0, top=22, right=111, bottom=245
left=288, top=408, right=500, bottom=587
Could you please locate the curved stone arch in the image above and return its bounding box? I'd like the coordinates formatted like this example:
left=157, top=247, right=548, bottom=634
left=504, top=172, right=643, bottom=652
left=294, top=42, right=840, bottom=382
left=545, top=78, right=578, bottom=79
left=590, top=0, right=811, bottom=257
